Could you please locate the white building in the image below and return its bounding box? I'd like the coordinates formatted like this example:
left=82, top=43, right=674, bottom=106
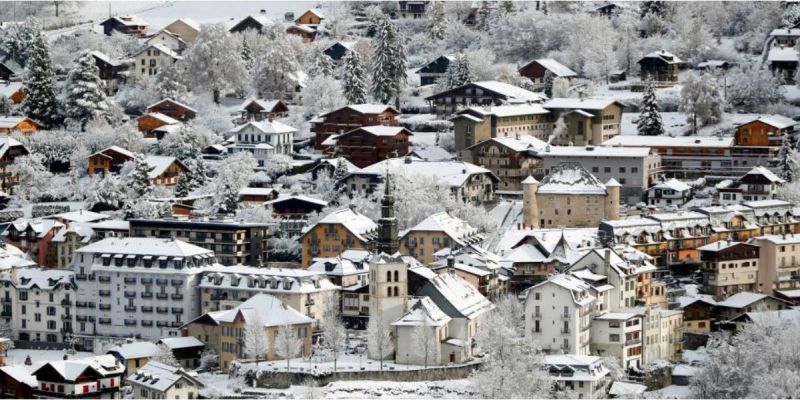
left=31, top=354, right=125, bottom=399
left=544, top=354, right=611, bottom=399
left=646, top=178, right=692, bottom=209
left=2, top=268, right=76, bottom=344
left=131, top=43, right=182, bottom=78
left=524, top=274, right=594, bottom=355
left=392, top=297, right=451, bottom=366
left=128, top=361, right=204, bottom=400
left=717, top=166, right=785, bottom=205
left=590, top=312, right=644, bottom=370
left=72, top=238, right=217, bottom=349
left=227, top=120, right=296, bottom=165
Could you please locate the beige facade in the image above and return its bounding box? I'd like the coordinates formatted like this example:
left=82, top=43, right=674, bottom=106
left=544, top=99, right=623, bottom=146
left=590, top=313, right=643, bottom=370
left=642, top=308, right=683, bottom=364
left=750, top=234, right=800, bottom=295
left=451, top=104, right=552, bottom=152
left=524, top=275, right=594, bottom=355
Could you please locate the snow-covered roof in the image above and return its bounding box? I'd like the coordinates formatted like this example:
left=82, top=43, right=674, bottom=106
left=107, top=341, right=161, bottom=360
left=104, top=15, right=148, bottom=27
left=0, top=116, right=39, bottom=129
left=594, top=312, right=641, bottom=321
left=0, top=243, right=35, bottom=271
left=401, top=211, right=481, bottom=246
left=538, top=145, right=652, bottom=158
left=530, top=274, right=595, bottom=305
left=426, top=272, right=493, bottom=320
left=320, top=104, right=397, bottom=117
left=392, top=296, right=451, bottom=327
left=0, top=136, right=25, bottom=159
left=467, top=103, right=551, bottom=118
left=143, top=155, right=182, bottom=179
left=50, top=222, right=94, bottom=243
left=466, top=135, right=547, bottom=153
left=230, top=120, right=296, bottom=135
left=304, top=207, right=377, bottom=242
left=471, top=81, right=546, bottom=103
left=527, top=58, right=578, bottom=77
left=739, top=308, right=800, bottom=324
left=134, top=43, right=182, bottom=60
left=743, top=166, right=784, bottom=183
left=409, top=146, right=454, bottom=162
left=770, top=28, right=800, bottom=37
left=128, top=361, right=202, bottom=393
left=741, top=114, right=797, bottom=130
left=147, top=98, right=197, bottom=113
left=715, top=292, right=770, bottom=309
left=158, top=337, right=204, bottom=350
left=640, top=50, right=682, bottom=64
left=650, top=178, right=691, bottom=193
left=343, top=125, right=410, bottom=137
left=139, top=112, right=180, bottom=125
left=75, top=237, right=213, bottom=257
left=299, top=8, right=327, bottom=21
left=308, top=257, right=368, bottom=277
left=263, top=193, right=328, bottom=207
left=696, top=240, right=746, bottom=252
left=0, top=81, right=23, bottom=98
left=768, top=46, right=799, bottom=63
left=167, top=18, right=200, bottom=32
left=356, top=157, right=497, bottom=188
left=543, top=97, right=620, bottom=111
left=237, top=98, right=283, bottom=113
left=90, top=145, right=136, bottom=161
left=53, top=210, right=109, bottom=223
left=203, top=293, right=314, bottom=326
left=603, top=135, right=735, bottom=148
left=0, top=365, right=37, bottom=388
left=537, top=162, right=607, bottom=195
left=36, top=354, right=124, bottom=381
left=13, top=268, right=73, bottom=290
left=89, top=219, right=130, bottom=231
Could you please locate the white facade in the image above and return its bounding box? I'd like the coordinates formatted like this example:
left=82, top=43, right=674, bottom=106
left=72, top=238, right=216, bottom=347
left=524, top=274, right=594, bottom=355
left=132, top=44, right=182, bottom=78
left=545, top=354, right=610, bottom=399
left=2, top=268, right=76, bottom=344
left=590, top=313, right=643, bottom=370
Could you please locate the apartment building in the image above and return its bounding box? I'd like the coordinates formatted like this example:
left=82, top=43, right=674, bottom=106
left=299, top=207, right=378, bottom=267
left=198, top=264, right=338, bottom=327
left=227, top=120, right=296, bottom=162
left=524, top=274, right=594, bottom=355
left=641, top=307, right=683, bottom=364
left=698, top=241, right=760, bottom=299
left=3, top=268, right=76, bottom=344
left=544, top=355, right=610, bottom=400
left=129, top=216, right=271, bottom=266
left=591, top=312, right=643, bottom=370
left=399, top=211, right=483, bottom=265
left=462, top=136, right=546, bottom=191
left=131, top=44, right=182, bottom=78
left=72, top=238, right=217, bottom=349
left=311, top=104, right=399, bottom=150
left=451, top=104, right=552, bottom=151
left=543, top=98, right=624, bottom=145
left=183, top=294, right=314, bottom=372
left=717, top=166, right=785, bottom=205
left=750, top=234, right=800, bottom=295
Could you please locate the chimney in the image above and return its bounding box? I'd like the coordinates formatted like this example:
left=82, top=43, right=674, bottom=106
left=447, top=252, right=455, bottom=273
left=604, top=248, right=611, bottom=270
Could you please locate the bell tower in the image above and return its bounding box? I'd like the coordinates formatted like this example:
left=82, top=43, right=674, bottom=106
left=377, top=172, right=399, bottom=255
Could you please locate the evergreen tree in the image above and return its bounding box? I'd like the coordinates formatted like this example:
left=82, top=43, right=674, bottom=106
left=342, top=50, right=368, bottom=104
left=220, top=183, right=239, bottom=214
left=500, top=0, right=516, bottom=13
left=309, top=51, right=336, bottom=78
left=371, top=17, right=406, bottom=107
left=442, top=53, right=473, bottom=90
left=22, top=32, right=59, bottom=127
left=175, top=173, right=191, bottom=198
left=428, top=0, right=446, bottom=40
left=129, top=154, right=154, bottom=198
left=63, top=51, right=112, bottom=129
left=542, top=70, right=554, bottom=98
left=778, top=139, right=795, bottom=183
left=331, top=158, right=349, bottom=197
left=637, top=79, right=665, bottom=136
left=476, top=1, right=492, bottom=31
left=241, top=36, right=254, bottom=71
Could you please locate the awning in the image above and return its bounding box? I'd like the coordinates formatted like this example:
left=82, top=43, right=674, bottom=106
left=143, top=256, right=153, bottom=260
left=101, top=254, right=111, bottom=258
left=114, top=254, right=124, bottom=259
left=126, top=255, right=136, bottom=259
left=157, top=256, right=168, bottom=260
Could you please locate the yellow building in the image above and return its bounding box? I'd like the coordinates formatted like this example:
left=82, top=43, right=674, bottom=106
left=450, top=104, right=552, bottom=152
left=522, top=162, right=620, bottom=229
left=299, top=207, right=378, bottom=267
left=400, top=211, right=484, bottom=265
left=183, top=294, right=314, bottom=372
left=542, top=98, right=624, bottom=145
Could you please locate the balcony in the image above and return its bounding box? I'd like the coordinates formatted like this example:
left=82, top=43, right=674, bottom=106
left=124, top=319, right=137, bottom=326
left=124, top=306, right=136, bottom=312
left=124, top=292, right=136, bottom=298
left=141, top=320, right=153, bottom=327
left=98, top=291, right=111, bottom=297
left=171, top=307, right=183, bottom=314
left=561, top=328, right=571, bottom=334
left=61, top=299, right=71, bottom=306
left=532, top=312, right=542, bottom=319
left=0, top=311, right=11, bottom=317
left=61, top=314, right=72, bottom=320
left=76, top=315, right=87, bottom=322
left=98, top=304, right=111, bottom=311
left=124, top=277, right=137, bottom=284
left=170, top=321, right=182, bottom=328
left=75, top=274, right=86, bottom=281
left=210, top=293, right=228, bottom=301
left=171, top=294, right=184, bottom=300
left=98, top=318, right=111, bottom=325
left=141, top=292, right=153, bottom=299
left=156, top=293, right=168, bottom=300
left=156, top=321, right=169, bottom=327
left=171, top=279, right=184, bottom=286
left=98, top=276, right=111, bottom=283
left=156, top=307, right=168, bottom=314
left=625, top=338, right=642, bottom=346
left=141, top=306, right=153, bottom=313
left=560, top=313, right=571, bottom=320
left=141, top=278, right=153, bottom=284
left=156, top=279, right=169, bottom=285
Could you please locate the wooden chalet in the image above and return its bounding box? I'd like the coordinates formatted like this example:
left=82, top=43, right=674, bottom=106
left=0, top=81, right=24, bottom=104
left=333, top=126, right=413, bottom=168
left=229, top=15, right=272, bottom=33
left=99, top=15, right=149, bottom=36
left=311, top=104, right=399, bottom=150
left=136, top=112, right=180, bottom=136
left=0, top=117, right=39, bottom=134
left=735, top=115, right=797, bottom=147
left=236, top=98, right=289, bottom=122
left=638, top=50, right=682, bottom=83
left=0, top=136, right=28, bottom=194
left=87, top=146, right=135, bottom=176
left=146, top=98, right=197, bottom=121
left=518, top=58, right=578, bottom=86
left=416, top=55, right=453, bottom=86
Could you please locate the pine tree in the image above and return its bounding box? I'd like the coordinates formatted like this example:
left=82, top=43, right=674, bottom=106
left=63, top=51, right=112, bottom=129
left=778, top=139, right=795, bottom=183
left=371, top=17, right=406, bottom=107
left=476, top=1, right=492, bottom=31
left=428, top=0, right=446, bottom=40
left=220, top=183, right=239, bottom=214
left=175, top=173, right=191, bottom=198
left=309, top=51, right=336, bottom=78
left=637, top=79, right=665, bottom=136
left=442, top=53, right=473, bottom=90
left=342, top=50, right=367, bottom=104
left=129, top=154, right=154, bottom=198
left=22, top=32, right=59, bottom=127
left=241, top=36, right=254, bottom=71
left=542, top=70, right=554, bottom=98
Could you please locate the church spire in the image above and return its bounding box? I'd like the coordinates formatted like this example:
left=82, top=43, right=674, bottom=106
left=377, top=171, right=399, bottom=254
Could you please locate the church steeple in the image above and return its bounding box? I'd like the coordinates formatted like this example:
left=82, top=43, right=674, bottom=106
left=377, top=172, right=399, bottom=254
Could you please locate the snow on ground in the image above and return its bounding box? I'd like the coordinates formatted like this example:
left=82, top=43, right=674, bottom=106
left=619, top=112, right=764, bottom=137
left=5, top=348, right=94, bottom=370
left=252, top=352, right=483, bottom=375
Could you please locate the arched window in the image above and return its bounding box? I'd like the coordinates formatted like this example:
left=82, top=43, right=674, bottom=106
left=386, top=271, right=392, bottom=282
left=387, top=286, right=392, bottom=297
left=394, top=286, right=399, bottom=297
left=393, top=271, right=399, bottom=282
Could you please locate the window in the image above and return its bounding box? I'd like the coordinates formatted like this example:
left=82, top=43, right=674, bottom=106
left=609, top=334, right=620, bottom=342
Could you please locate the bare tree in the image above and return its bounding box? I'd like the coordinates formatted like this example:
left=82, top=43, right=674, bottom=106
left=367, top=312, right=394, bottom=372
left=153, top=343, right=180, bottom=368
left=412, top=319, right=439, bottom=368
left=320, top=292, right=347, bottom=372
left=243, top=316, right=268, bottom=366
left=274, top=324, right=302, bottom=371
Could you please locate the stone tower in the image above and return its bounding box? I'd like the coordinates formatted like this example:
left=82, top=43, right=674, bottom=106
left=522, top=175, right=540, bottom=229
left=604, top=178, right=621, bottom=221
left=377, top=173, right=399, bottom=255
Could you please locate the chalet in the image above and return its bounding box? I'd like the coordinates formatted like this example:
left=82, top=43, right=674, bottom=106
left=160, top=18, right=200, bottom=43
left=99, top=15, right=149, bottom=36
left=0, top=81, right=24, bottom=104
left=147, top=98, right=197, bottom=121
left=0, top=58, right=21, bottom=81
left=638, top=50, right=682, bottom=83
left=426, top=81, right=547, bottom=117
left=89, top=51, right=125, bottom=94
left=331, top=126, right=413, bottom=168
left=131, top=44, right=182, bottom=78
left=299, top=207, right=378, bottom=267
left=769, top=27, right=800, bottom=48
left=734, top=115, right=796, bottom=147
left=136, top=112, right=180, bottom=136
left=0, top=116, right=39, bottom=134
left=717, top=166, right=785, bottom=205
left=542, top=98, right=624, bottom=145
left=518, top=58, right=578, bottom=87
left=767, top=46, right=799, bottom=83
left=675, top=297, right=714, bottom=335
left=238, top=187, right=279, bottom=203
left=227, top=120, right=296, bottom=164
left=31, top=355, right=125, bottom=398
left=714, top=292, right=791, bottom=321
left=229, top=15, right=272, bottom=34
left=128, top=361, right=203, bottom=400
left=323, top=41, right=356, bottom=62
left=145, top=29, right=189, bottom=52
left=416, top=55, right=454, bottom=86
left=87, top=146, right=135, bottom=176
left=144, top=155, right=188, bottom=186
left=0, top=366, right=36, bottom=398
left=592, top=2, right=622, bottom=17
left=157, top=337, right=206, bottom=370
left=264, top=193, right=328, bottom=236
left=287, top=9, right=326, bottom=42
left=463, top=136, right=545, bottom=191
left=295, top=9, right=325, bottom=26
left=312, top=104, right=399, bottom=150
left=106, top=341, right=161, bottom=376
left=308, top=157, right=359, bottom=180
left=286, top=24, right=317, bottom=42
left=396, top=1, right=428, bottom=19
left=697, top=60, right=732, bottom=71
left=400, top=211, right=483, bottom=265
left=646, top=178, right=692, bottom=208
left=609, top=69, right=627, bottom=82
left=235, top=98, right=289, bottom=122
left=0, top=136, right=27, bottom=194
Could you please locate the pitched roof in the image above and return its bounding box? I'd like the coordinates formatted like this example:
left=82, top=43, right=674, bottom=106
left=743, top=166, right=784, bottom=183
left=650, top=178, right=691, bottom=192
left=401, top=211, right=481, bottom=246
left=144, top=155, right=184, bottom=178
left=128, top=361, right=203, bottom=393
left=639, top=50, right=682, bottom=64
left=715, top=292, right=770, bottom=309
left=202, top=293, right=314, bottom=326
left=320, top=104, right=398, bottom=117
left=0, top=136, right=26, bottom=159
left=525, top=58, right=578, bottom=77
left=237, top=98, right=284, bottom=113
left=14, top=268, right=74, bottom=290
left=472, top=81, right=547, bottom=103
left=304, top=208, right=377, bottom=242
left=537, top=162, right=606, bottom=195
left=347, top=125, right=411, bottom=137
left=158, top=337, right=204, bottom=350
left=0, top=116, right=39, bottom=129
left=230, top=120, right=296, bottom=134
left=139, top=112, right=180, bottom=125
left=425, top=272, right=494, bottom=319
left=768, top=46, right=799, bottom=63
left=35, top=355, right=124, bottom=381
left=107, top=341, right=161, bottom=359
left=147, top=98, right=197, bottom=113
left=603, top=135, right=735, bottom=148
left=356, top=158, right=498, bottom=188
left=75, top=237, right=213, bottom=257
left=263, top=193, right=328, bottom=208
left=543, top=97, right=621, bottom=111
left=392, top=296, right=451, bottom=327
left=133, top=43, right=182, bottom=60
left=103, top=15, right=148, bottom=27
left=0, top=81, right=23, bottom=98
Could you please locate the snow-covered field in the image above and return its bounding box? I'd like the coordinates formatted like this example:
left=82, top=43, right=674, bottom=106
left=4, top=348, right=94, bottom=369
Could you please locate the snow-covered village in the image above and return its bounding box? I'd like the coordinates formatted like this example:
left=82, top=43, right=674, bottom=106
left=2, top=0, right=800, bottom=398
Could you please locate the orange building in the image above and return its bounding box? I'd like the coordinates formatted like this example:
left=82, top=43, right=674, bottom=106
left=146, top=98, right=197, bottom=121
left=735, top=115, right=796, bottom=147
left=0, top=116, right=39, bottom=135
left=295, top=9, right=325, bottom=25
left=299, top=207, right=377, bottom=267
left=136, top=112, right=180, bottom=136
left=0, top=82, right=25, bottom=104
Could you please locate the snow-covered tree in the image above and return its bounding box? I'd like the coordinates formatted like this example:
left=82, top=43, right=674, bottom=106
left=542, top=71, right=554, bottom=98
left=320, top=291, right=347, bottom=372
left=183, top=23, right=248, bottom=103
left=299, top=75, right=347, bottom=120
left=0, top=319, right=15, bottom=339
left=680, top=72, right=723, bottom=133
left=153, top=343, right=180, bottom=367
left=637, top=79, right=665, bottom=136
left=22, top=32, right=59, bottom=127
left=367, top=311, right=394, bottom=371
left=691, top=316, right=800, bottom=398
left=87, top=174, right=125, bottom=212
left=8, top=154, right=54, bottom=202
left=427, top=0, right=447, bottom=40
left=440, top=53, right=473, bottom=91
left=552, top=77, right=570, bottom=98
left=778, top=139, right=796, bottom=183
left=175, top=173, right=191, bottom=198
left=342, top=50, right=368, bottom=104
left=726, top=63, right=785, bottom=113
left=199, top=348, right=219, bottom=371
left=158, top=124, right=202, bottom=161
left=62, top=51, right=113, bottom=129
left=308, top=51, right=336, bottom=78
left=242, top=315, right=268, bottom=365
left=128, top=154, right=154, bottom=198
left=250, top=26, right=303, bottom=100
left=240, top=35, right=254, bottom=71
left=783, top=3, right=800, bottom=27
left=412, top=319, right=439, bottom=369
left=672, top=10, right=719, bottom=65
left=274, top=324, right=302, bottom=371
left=156, top=60, right=190, bottom=100
left=371, top=17, right=406, bottom=107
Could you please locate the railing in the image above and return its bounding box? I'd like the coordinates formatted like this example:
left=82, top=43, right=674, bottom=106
left=561, top=328, right=571, bottom=334
left=156, top=293, right=168, bottom=300
left=141, top=306, right=153, bottom=312
left=141, top=292, right=153, bottom=299
left=98, top=304, right=111, bottom=310
left=532, top=312, right=542, bottom=318
left=171, top=307, right=183, bottom=314
left=124, top=277, right=137, bottom=284
left=625, top=338, right=642, bottom=346
left=98, top=276, right=111, bottom=283
left=156, top=307, right=168, bottom=314
left=560, top=313, right=571, bottom=320
left=99, top=291, right=111, bottom=297
left=124, top=306, right=136, bottom=312
left=124, top=292, right=136, bottom=298
left=171, top=294, right=183, bottom=300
